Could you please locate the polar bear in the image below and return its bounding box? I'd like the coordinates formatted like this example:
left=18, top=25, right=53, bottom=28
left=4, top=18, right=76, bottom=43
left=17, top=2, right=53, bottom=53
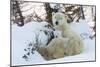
left=53, top=30, right=62, bottom=38
left=38, top=12, right=84, bottom=60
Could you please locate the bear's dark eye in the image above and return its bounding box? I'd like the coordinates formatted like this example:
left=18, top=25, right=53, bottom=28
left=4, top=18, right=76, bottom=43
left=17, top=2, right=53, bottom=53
left=55, top=21, right=58, bottom=25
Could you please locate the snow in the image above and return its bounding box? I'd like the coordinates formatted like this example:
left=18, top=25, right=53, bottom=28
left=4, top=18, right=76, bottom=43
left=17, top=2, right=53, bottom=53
left=11, top=22, right=50, bottom=65
left=11, top=20, right=95, bottom=66
left=21, top=2, right=46, bottom=20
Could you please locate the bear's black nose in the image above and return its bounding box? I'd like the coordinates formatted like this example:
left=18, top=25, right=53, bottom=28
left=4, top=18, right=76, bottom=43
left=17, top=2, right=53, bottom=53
left=55, top=21, right=58, bottom=25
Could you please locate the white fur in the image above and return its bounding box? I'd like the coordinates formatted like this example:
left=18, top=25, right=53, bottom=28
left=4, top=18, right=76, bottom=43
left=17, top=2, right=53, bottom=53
left=53, top=30, right=62, bottom=38
left=38, top=12, right=84, bottom=60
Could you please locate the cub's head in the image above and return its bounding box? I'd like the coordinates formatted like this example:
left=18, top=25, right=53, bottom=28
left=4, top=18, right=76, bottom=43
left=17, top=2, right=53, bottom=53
left=53, top=30, right=62, bottom=38
left=52, top=12, right=68, bottom=26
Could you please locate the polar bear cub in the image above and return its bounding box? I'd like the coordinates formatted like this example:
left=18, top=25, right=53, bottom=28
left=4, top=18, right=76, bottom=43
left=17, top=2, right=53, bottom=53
left=53, top=30, right=62, bottom=38
left=38, top=12, right=84, bottom=60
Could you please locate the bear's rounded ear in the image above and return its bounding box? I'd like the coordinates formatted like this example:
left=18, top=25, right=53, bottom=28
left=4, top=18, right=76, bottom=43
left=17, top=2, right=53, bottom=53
left=65, top=13, right=68, bottom=19
left=52, top=12, right=55, bottom=16
left=65, top=14, right=68, bottom=20
left=65, top=15, right=68, bottom=19
left=65, top=13, right=69, bottom=22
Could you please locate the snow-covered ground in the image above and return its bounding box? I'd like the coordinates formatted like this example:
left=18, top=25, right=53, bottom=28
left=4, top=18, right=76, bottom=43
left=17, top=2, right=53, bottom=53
left=11, top=20, right=95, bottom=66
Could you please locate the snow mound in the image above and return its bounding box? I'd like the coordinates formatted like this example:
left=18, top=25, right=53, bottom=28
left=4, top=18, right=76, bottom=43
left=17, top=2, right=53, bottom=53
left=11, top=20, right=95, bottom=66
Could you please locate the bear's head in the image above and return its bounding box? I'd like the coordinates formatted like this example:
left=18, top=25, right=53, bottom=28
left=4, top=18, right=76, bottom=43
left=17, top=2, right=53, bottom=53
left=52, top=12, right=68, bottom=26
left=52, top=12, right=68, bottom=31
left=53, top=30, right=62, bottom=38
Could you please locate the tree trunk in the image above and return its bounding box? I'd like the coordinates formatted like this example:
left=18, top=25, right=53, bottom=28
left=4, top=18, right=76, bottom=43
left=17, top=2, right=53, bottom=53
left=44, top=3, right=53, bottom=25
left=15, top=1, right=24, bottom=26
left=12, top=0, right=24, bottom=26
left=80, top=6, right=85, bottom=19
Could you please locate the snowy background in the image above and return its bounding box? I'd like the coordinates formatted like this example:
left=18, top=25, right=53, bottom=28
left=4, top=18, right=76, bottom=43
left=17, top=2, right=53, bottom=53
left=11, top=1, right=96, bottom=66
left=11, top=20, right=95, bottom=66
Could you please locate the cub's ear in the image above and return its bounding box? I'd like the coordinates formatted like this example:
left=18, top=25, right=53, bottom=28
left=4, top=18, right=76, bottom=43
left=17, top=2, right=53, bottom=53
left=65, top=15, right=68, bottom=19
left=52, top=12, right=55, bottom=16
left=65, top=13, right=68, bottom=19
left=65, top=15, right=72, bottom=23
left=65, top=13, right=69, bottom=22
